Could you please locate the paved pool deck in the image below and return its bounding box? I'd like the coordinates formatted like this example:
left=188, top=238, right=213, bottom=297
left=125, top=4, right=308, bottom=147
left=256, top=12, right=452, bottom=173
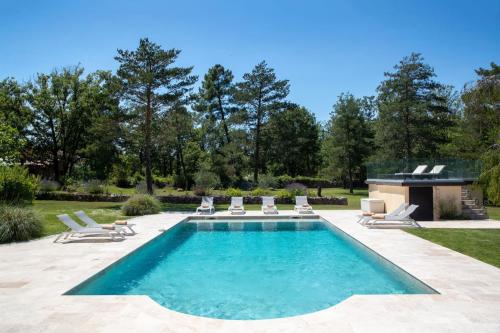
left=1, top=210, right=499, bottom=332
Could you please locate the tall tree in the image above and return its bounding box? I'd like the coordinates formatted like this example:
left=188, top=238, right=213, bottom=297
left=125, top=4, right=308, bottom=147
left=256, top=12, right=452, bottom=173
left=235, top=61, right=289, bottom=183
left=324, top=93, right=372, bottom=193
left=376, top=53, right=454, bottom=160
left=115, top=38, right=197, bottom=193
left=194, top=64, right=236, bottom=145
left=449, top=63, right=500, bottom=204
left=27, top=67, right=94, bottom=181
left=0, top=78, right=30, bottom=163
left=80, top=71, right=125, bottom=179
left=266, top=104, right=321, bottom=176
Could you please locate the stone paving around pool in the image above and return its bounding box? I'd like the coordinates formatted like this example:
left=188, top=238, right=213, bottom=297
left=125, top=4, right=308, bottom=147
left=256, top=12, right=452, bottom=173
left=1, top=210, right=499, bottom=332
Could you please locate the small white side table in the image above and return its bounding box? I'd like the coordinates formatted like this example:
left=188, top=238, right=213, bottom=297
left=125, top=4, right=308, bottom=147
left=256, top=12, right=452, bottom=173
left=360, top=198, right=385, bottom=213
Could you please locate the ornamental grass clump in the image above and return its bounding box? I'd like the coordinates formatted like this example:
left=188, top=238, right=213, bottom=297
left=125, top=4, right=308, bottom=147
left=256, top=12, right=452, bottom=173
left=0, top=206, right=43, bottom=243
left=122, top=194, right=161, bottom=216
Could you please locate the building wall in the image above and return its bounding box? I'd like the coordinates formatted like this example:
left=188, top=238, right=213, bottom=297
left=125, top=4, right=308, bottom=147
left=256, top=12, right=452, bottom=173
left=433, top=186, right=462, bottom=220
left=368, top=184, right=408, bottom=213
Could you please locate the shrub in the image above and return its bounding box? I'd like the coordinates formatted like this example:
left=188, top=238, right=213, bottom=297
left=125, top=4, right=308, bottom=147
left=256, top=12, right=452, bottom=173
left=173, top=174, right=188, bottom=189
left=0, top=206, right=43, bottom=243
left=153, top=175, right=172, bottom=188
left=122, top=194, right=161, bottom=216
left=258, top=173, right=277, bottom=189
left=225, top=187, right=243, bottom=197
left=0, top=165, right=38, bottom=204
left=61, top=177, right=79, bottom=192
left=84, top=179, right=105, bottom=195
left=250, top=187, right=270, bottom=196
left=275, top=189, right=292, bottom=199
left=285, top=182, right=307, bottom=197
left=194, top=170, right=220, bottom=192
left=38, top=179, right=60, bottom=192
left=439, top=200, right=464, bottom=220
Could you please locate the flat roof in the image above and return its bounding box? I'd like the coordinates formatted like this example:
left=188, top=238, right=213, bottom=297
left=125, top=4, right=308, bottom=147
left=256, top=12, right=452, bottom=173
left=366, top=179, right=475, bottom=186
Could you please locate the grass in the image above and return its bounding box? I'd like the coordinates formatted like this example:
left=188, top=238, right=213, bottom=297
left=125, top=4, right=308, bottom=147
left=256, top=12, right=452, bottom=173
left=32, top=189, right=366, bottom=238
left=405, top=228, right=500, bottom=268
left=33, top=200, right=127, bottom=237
left=486, top=206, right=500, bottom=221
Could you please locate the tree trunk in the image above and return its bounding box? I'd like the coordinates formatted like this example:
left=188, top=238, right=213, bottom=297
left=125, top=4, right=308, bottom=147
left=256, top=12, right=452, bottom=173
left=52, top=151, right=60, bottom=182
left=217, top=95, right=231, bottom=144
left=348, top=160, right=354, bottom=194
left=177, top=142, right=188, bottom=190
left=145, top=88, right=153, bottom=194
left=254, top=120, right=261, bottom=184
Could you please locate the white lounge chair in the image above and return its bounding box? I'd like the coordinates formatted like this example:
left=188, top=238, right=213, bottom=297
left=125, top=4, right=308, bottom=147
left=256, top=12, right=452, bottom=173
left=196, top=196, right=215, bottom=215
left=261, top=196, right=278, bottom=214
left=55, top=214, right=124, bottom=243
left=422, top=165, right=446, bottom=177
left=228, top=197, right=245, bottom=215
left=395, top=165, right=428, bottom=176
left=364, top=204, right=421, bottom=228
left=74, top=210, right=136, bottom=235
left=357, top=203, right=408, bottom=224
left=294, top=196, right=313, bottom=214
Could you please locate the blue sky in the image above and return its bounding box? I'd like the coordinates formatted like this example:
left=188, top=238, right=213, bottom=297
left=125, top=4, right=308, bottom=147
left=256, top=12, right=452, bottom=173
left=1, top=0, right=498, bottom=121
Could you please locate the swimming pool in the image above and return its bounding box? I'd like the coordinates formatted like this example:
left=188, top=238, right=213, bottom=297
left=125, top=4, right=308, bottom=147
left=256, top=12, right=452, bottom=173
left=67, top=218, right=436, bottom=320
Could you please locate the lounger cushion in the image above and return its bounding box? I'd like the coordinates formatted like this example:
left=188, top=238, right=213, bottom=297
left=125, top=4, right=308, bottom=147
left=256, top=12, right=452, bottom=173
left=101, top=224, right=115, bottom=230
left=267, top=204, right=274, bottom=208
left=202, top=204, right=209, bottom=208
left=362, top=212, right=374, bottom=216
left=233, top=205, right=241, bottom=208
left=115, top=220, right=128, bottom=225
left=371, top=213, right=386, bottom=219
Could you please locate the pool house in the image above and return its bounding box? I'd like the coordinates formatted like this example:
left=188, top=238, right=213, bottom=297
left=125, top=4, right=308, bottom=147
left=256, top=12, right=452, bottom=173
left=364, top=159, right=486, bottom=221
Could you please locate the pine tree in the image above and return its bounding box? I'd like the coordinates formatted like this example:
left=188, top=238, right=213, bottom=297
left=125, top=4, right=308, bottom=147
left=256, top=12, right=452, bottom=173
left=235, top=61, right=289, bottom=183
left=115, top=38, right=197, bottom=193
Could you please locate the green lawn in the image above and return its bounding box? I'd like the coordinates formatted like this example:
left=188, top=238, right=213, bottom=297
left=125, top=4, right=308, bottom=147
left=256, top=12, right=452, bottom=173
left=33, top=200, right=127, bottom=237
left=33, top=189, right=366, bottom=238
left=405, top=228, right=500, bottom=268
left=486, top=206, right=500, bottom=221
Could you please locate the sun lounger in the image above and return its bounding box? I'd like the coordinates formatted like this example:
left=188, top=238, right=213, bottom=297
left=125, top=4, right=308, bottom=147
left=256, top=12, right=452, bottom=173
left=416, top=165, right=446, bottom=178
left=55, top=214, right=124, bottom=243
left=196, top=196, right=215, bottom=214
left=357, top=203, right=408, bottom=224
left=395, top=165, right=428, bottom=176
left=228, top=197, right=245, bottom=215
left=261, top=196, right=278, bottom=214
left=364, top=204, right=420, bottom=228
left=74, top=210, right=136, bottom=235
left=294, top=196, right=313, bottom=214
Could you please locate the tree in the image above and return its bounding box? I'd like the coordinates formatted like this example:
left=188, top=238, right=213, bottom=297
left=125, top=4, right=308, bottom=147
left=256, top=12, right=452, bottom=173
left=80, top=71, right=125, bottom=179
left=0, top=78, right=30, bottom=163
left=194, top=65, right=246, bottom=185
left=235, top=61, right=289, bottom=183
left=27, top=67, right=94, bottom=181
left=266, top=105, right=321, bottom=176
left=194, top=64, right=236, bottom=145
left=115, top=38, right=197, bottom=193
left=0, top=123, right=25, bottom=163
left=376, top=53, right=455, bottom=160
left=324, top=93, right=372, bottom=193
left=448, top=62, right=500, bottom=204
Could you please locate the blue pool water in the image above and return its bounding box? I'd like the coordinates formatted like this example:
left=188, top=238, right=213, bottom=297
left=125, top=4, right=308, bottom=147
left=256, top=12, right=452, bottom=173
left=68, top=219, right=435, bottom=320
